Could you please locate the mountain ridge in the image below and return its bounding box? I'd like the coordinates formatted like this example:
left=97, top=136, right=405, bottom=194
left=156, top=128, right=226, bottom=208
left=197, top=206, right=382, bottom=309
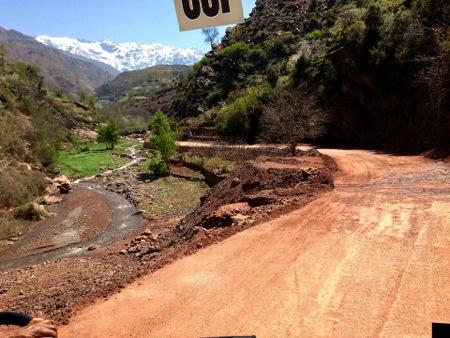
left=36, top=35, right=205, bottom=72
left=0, top=27, right=118, bottom=93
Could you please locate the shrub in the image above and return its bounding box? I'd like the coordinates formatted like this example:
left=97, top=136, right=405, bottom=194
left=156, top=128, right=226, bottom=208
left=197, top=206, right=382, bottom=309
left=146, top=151, right=170, bottom=178
left=0, top=168, right=45, bottom=209
left=264, top=32, right=298, bottom=59
left=330, top=5, right=367, bottom=48
left=14, top=203, right=43, bottom=222
left=304, top=29, right=327, bottom=41
left=216, top=84, right=272, bottom=140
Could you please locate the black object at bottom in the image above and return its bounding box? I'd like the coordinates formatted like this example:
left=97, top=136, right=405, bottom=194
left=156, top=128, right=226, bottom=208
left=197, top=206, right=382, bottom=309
left=203, top=336, right=256, bottom=338
left=433, top=323, right=450, bottom=338
left=0, top=312, right=33, bottom=327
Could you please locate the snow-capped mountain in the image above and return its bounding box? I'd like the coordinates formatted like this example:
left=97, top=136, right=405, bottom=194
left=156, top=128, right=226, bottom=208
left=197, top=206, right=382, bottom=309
left=35, top=35, right=204, bottom=72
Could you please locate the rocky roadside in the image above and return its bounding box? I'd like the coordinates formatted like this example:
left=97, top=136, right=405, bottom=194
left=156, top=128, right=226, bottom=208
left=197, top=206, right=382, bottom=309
left=120, top=153, right=336, bottom=265
left=0, top=149, right=336, bottom=326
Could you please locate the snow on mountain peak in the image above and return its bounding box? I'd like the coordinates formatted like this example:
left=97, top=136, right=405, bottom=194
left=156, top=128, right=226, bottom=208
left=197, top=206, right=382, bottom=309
left=35, top=35, right=204, bottom=72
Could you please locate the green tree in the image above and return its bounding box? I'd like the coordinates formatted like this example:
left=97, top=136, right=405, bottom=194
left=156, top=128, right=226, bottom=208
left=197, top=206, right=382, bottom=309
left=149, top=111, right=177, bottom=163
left=97, top=118, right=120, bottom=150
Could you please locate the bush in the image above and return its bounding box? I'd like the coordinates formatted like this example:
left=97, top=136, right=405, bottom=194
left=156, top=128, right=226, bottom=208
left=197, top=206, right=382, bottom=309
left=216, top=84, right=272, bottom=140
left=146, top=151, right=169, bottom=178
left=264, top=32, right=298, bottom=59
left=304, top=29, right=327, bottom=41
left=14, top=203, right=43, bottom=222
left=0, top=168, right=45, bottom=209
left=330, top=5, right=367, bottom=48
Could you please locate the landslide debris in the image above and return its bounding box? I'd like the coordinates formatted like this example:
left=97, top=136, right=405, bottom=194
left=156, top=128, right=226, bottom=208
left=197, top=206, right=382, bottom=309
left=121, top=152, right=335, bottom=262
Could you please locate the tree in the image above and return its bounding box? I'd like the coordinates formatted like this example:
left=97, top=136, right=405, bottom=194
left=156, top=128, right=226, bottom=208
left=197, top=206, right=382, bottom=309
left=97, top=118, right=120, bottom=150
left=149, top=111, right=176, bottom=163
left=259, top=91, right=326, bottom=155
left=202, top=27, right=220, bottom=49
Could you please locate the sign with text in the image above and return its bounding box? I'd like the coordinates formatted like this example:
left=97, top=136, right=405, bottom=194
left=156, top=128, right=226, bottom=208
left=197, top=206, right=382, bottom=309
left=174, top=0, right=244, bottom=31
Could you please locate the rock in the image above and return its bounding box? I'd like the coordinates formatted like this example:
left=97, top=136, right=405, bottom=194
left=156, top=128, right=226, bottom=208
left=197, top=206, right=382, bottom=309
left=31, top=203, right=50, bottom=219
left=75, top=129, right=98, bottom=140
left=54, top=175, right=72, bottom=194
left=201, top=214, right=234, bottom=229
left=119, top=153, right=133, bottom=159
left=233, top=214, right=249, bottom=223
left=231, top=178, right=241, bottom=188
left=9, top=237, right=19, bottom=242
left=242, top=195, right=278, bottom=208
left=44, top=183, right=60, bottom=196
left=142, top=229, right=152, bottom=236
left=43, top=195, right=63, bottom=205
left=127, top=246, right=140, bottom=254
left=88, top=244, right=98, bottom=251
left=216, top=203, right=251, bottom=215
left=81, top=176, right=95, bottom=183
left=142, top=246, right=160, bottom=255
left=119, top=250, right=127, bottom=255
left=16, top=162, right=32, bottom=171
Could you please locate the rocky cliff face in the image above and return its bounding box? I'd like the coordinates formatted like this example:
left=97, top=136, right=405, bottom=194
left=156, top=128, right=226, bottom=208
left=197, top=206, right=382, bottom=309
left=223, top=0, right=329, bottom=46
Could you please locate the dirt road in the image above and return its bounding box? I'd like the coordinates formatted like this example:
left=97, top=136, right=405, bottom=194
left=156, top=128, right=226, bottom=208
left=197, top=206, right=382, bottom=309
left=61, top=149, right=450, bottom=338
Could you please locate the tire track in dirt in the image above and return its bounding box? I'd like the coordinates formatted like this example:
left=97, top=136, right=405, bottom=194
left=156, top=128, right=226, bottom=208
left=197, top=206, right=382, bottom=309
left=61, top=149, right=450, bottom=338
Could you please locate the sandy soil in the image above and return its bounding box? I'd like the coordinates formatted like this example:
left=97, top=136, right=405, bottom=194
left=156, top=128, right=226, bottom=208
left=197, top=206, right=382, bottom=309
left=61, top=149, right=450, bottom=338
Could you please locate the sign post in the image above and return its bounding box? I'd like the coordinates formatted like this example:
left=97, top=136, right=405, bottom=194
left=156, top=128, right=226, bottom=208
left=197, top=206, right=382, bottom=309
left=174, top=0, right=245, bottom=31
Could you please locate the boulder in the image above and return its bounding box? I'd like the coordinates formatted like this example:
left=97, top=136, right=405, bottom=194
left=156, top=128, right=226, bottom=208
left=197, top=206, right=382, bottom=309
left=216, top=202, right=251, bottom=215
left=200, top=203, right=252, bottom=229
left=44, top=183, right=60, bottom=196
left=54, top=175, right=72, bottom=194
left=31, top=203, right=50, bottom=220
left=43, top=195, right=63, bottom=205
left=201, top=214, right=234, bottom=229
left=16, top=162, right=32, bottom=172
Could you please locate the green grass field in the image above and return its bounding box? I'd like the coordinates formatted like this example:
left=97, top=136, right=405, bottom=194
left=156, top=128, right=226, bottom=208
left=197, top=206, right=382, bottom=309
left=57, top=139, right=139, bottom=178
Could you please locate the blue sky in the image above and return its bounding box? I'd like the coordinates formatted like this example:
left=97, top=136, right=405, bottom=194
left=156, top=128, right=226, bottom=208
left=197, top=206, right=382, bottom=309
left=0, top=0, right=256, bottom=52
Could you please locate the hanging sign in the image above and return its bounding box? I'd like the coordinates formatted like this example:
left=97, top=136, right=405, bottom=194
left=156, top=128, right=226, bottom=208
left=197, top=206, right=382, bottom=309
left=174, top=0, right=245, bottom=31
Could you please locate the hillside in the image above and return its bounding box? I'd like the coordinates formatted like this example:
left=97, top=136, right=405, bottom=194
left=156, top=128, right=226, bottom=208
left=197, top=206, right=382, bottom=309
left=0, top=27, right=118, bottom=93
left=96, top=65, right=190, bottom=132
left=173, top=0, right=450, bottom=153
left=0, top=53, right=97, bottom=212
left=36, top=36, right=204, bottom=72
left=96, top=65, right=189, bottom=101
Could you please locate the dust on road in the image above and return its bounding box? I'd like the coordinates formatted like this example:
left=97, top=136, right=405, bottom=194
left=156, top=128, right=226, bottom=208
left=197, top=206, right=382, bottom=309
left=61, top=149, right=450, bottom=338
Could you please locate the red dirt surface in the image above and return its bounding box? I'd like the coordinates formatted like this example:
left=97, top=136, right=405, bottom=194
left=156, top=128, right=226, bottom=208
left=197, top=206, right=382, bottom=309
left=0, top=152, right=330, bottom=330
left=61, top=149, right=450, bottom=338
